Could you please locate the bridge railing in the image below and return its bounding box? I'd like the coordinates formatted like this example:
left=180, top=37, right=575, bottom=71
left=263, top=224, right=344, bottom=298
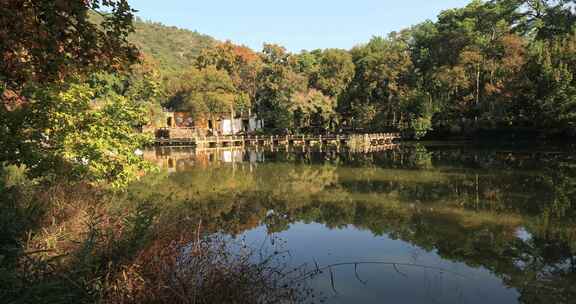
left=156, top=132, right=401, bottom=143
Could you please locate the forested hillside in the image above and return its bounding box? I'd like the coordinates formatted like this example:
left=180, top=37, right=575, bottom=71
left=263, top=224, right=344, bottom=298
left=129, top=18, right=216, bottom=75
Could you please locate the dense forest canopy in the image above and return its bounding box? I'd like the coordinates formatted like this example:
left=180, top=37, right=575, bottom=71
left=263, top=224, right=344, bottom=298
left=136, top=0, right=576, bottom=139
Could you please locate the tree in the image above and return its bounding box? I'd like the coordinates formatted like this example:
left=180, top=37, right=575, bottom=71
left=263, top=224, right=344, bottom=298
left=0, top=0, right=151, bottom=186
left=527, top=32, right=576, bottom=135
left=0, top=81, right=151, bottom=187
left=304, top=49, right=355, bottom=99
left=290, top=89, right=336, bottom=131
left=291, top=50, right=322, bottom=76
left=195, top=41, right=263, bottom=112
left=343, top=35, right=413, bottom=130
left=398, top=90, right=435, bottom=139
left=498, top=0, right=576, bottom=39
left=416, top=1, right=531, bottom=133
left=0, top=0, right=138, bottom=96
left=256, top=44, right=307, bottom=131
left=166, top=66, right=243, bottom=121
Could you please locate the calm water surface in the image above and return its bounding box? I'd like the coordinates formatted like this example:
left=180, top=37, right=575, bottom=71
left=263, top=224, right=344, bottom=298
left=134, top=142, right=576, bottom=303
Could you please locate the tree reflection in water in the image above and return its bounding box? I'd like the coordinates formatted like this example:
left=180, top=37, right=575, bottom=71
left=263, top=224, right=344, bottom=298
left=131, top=143, right=576, bottom=303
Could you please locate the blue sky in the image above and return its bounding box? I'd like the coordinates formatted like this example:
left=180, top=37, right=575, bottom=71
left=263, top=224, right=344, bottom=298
left=131, top=0, right=471, bottom=52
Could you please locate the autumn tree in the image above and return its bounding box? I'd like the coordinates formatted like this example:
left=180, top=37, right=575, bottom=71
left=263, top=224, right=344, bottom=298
left=0, top=0, right=138, bottom=96
left=407, top=1, right=530, bottom=133
left=195, top=41, right=263, bottom=114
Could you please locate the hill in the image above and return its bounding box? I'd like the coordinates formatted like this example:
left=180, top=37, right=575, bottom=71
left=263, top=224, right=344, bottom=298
left=130, top=17, right=216, bottom=74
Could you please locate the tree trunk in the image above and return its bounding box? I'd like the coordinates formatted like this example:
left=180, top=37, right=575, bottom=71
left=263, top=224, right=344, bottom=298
left=475, top=64, right=480, bottom=122
left=230, top=104, right=235, bottom=135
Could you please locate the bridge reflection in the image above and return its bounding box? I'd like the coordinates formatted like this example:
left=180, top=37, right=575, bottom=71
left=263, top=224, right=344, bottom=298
left=144, top=144, right=400, bottom=173
left=144, top=147, right=267, bottom=172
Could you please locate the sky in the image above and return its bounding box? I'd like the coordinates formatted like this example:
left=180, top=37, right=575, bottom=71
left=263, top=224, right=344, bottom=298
left=131, top=0, right=472, bottom=52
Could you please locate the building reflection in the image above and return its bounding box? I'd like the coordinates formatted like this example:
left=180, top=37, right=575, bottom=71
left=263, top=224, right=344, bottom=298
left=144, top=147, right=267, bottom=172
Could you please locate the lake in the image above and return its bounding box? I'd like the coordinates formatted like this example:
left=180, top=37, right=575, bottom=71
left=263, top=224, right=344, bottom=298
left=133, top=142, right=576, bottom=303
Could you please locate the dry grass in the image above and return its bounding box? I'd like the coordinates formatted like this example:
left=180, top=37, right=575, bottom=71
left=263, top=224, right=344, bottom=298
left=1, top=181, right=313, bottom=304
left=104, top=230, right=311, bottom=304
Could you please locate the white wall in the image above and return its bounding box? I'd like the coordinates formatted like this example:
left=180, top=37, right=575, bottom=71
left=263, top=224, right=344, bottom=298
left=221, top=116, right=263, bottom=135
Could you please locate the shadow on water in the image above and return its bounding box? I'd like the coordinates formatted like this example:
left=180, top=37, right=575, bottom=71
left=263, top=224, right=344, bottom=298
left=126, top=143, right=576, bottom=303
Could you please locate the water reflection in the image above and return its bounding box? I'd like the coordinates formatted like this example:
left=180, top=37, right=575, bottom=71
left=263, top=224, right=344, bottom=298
left=144, top=147, right=265, bottom=172
left=134, top=143, right=576, bottom=303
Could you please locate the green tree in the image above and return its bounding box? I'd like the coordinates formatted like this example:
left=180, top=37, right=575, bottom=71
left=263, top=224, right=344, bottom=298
left=166, top=66, right=244, bottom=121
left=399, top=90, right=435, bottom=139
left=500, top=0, right=576, bottom=39
left=527, top=32, right=576, bottom=135
left=308, top=49, right=355, bottom=99
left=256, top=44, right=307, bottom=131
left=343, top=35, right=413, bottom=130
left=1, top=81, right=151, bottom=187
left=290, top=89, right=336, bottom=131
left=0, top=0, right=151, bottom=186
